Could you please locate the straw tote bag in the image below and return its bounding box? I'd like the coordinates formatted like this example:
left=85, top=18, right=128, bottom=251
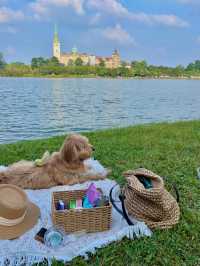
left=123, top=168, right=180, bottom=230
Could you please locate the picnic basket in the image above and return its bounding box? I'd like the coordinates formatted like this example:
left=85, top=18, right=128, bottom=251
left=51, top=189, right=112, bottom=233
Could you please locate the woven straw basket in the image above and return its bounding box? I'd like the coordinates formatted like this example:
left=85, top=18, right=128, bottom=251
left=123, top=168, right=180, bottom=229
left=52, top=189, right=112, bottom=233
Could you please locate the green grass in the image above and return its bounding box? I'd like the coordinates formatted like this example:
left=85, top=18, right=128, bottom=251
left=0, top=121, right=200, bottom=266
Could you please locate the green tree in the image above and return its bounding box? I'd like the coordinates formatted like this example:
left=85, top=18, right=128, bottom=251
left=31, top=58, right=38, bottom=69
left=4, top=63, right=31, bottom=76
left=173, top=65, right=185, bottom=76
left=186, top=60, right=200, bottom=71
left=121, top=61, right=128, bottom=67
left=99, top=59, right=105, bottom=67
left=194, top=60, right=200, bottom=70
left=132, top=60, right=149, bottom=77
left=46, top=56, right=60, bottom=66
left=186, top=63, right=195, bottom=71
left=68, top=59, right=74, bottom=66
left=0, top=52, right=6, bottom=69
left=74, top=57, right=83, bottom=66
left=31, top=57, right=47, bottom=68
left=96, top=66, right=108, bottom=76
left=147, top=65, right=161, bottom=77
left=131, top=61, right=137, bottom=68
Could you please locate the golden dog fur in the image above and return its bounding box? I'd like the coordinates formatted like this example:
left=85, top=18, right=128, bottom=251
left=0, top=134, right=105, bottom=189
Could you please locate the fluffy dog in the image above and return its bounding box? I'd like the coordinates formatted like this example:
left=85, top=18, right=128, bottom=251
left=0, top=134, right=107, bottom=189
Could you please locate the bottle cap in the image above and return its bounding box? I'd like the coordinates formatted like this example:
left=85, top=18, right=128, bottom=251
left=44, top=227, right=64, bottom=249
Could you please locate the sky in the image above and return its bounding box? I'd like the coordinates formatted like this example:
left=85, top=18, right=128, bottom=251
left=0, top=0, right=200, bottom=66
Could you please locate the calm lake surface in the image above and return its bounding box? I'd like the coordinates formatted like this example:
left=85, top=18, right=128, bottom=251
left=0, top=77, right=200, bottom=144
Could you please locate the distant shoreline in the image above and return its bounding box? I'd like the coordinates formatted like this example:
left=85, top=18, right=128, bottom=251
left=1, top=74, right=200, bottom=80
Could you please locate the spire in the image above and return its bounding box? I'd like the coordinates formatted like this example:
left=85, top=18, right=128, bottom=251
left=54, top=23, right=59, bottom=43
left=113, top=49, right=119, bottom=55
left=72, top=45, right=78, bottom=54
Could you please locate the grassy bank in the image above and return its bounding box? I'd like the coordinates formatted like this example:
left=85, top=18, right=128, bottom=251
left=1, top=73, right=200, bottom=80
left=0, top=121, right=200, bottom=266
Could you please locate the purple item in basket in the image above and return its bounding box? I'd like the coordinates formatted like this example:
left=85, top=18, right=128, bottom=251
left=86, top=183, right=101, bottom=205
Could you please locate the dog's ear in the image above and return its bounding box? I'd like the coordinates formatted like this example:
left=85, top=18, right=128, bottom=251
left=60, top=134, right=92, bottom=164
left=79, top=150, right=91, bottom=161
left=60, top=138, right=79, bottom=163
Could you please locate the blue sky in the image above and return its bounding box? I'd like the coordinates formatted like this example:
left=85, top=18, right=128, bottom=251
left=0, top=0, right=200, bottom=66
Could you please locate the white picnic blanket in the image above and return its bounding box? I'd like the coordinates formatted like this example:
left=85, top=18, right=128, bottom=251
left=0, top=159, right=152, bottom=265
left=0, top=179, right=133, bottom=265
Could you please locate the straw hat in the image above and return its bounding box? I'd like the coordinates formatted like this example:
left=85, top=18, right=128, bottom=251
left=0, top=184, right=40, bottom=240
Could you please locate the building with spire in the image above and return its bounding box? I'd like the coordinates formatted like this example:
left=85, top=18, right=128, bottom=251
left=52, top=25, right=121, bottom=68
left=53, top=24, right=60, bottom=59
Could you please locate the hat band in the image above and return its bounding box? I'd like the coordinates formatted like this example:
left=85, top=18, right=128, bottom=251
left=0, top=211, right=27, bottom=227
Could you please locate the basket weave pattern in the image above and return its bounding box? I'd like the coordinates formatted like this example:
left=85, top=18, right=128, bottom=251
left=124, top=168, right=180, bottom=229
left=52, top=189, right=112, bottom=233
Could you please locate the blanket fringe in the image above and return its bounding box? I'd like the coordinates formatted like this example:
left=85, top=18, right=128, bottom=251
left=0, top=253, right=52, bottom=266
left=125, top=222, right=152, bottom=239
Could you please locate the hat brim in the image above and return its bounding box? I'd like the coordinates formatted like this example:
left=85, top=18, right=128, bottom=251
left=0, top=201, right=40, bottom=240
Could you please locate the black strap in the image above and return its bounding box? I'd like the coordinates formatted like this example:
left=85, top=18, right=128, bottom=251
left=109, top=184, right=135, bottom=226
left=109, top=184, right=123, bottom=216
left=172, top=183, right=180, bottom=203
left=163, top=176, right=180, bottom=203
left=119, top=194, right=134, bottom=225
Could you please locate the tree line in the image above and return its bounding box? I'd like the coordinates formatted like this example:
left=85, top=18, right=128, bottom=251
left=0, top=52, right=200, bottom=78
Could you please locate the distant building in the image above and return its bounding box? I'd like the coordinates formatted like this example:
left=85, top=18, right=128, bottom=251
left=53, top=25, right=121, bottom=68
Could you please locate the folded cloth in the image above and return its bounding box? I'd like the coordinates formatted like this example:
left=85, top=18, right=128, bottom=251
left=84, top=158, right=108, bottom=177
left=0, top=178, right=150, bottom=265
left=0, top=166, right=7, bottom=172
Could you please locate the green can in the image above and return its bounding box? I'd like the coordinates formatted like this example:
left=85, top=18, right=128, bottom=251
left=69, top=199, right=76, bottom=209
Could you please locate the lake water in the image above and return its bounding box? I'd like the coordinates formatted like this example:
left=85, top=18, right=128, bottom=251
left=0, top=77, right=200, bottom=144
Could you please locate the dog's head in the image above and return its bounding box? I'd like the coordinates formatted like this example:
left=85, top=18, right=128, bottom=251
left=60, top=134, right=94, bottom=164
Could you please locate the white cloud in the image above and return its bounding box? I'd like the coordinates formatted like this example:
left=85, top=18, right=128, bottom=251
left=30, top=0, right=85, bottom=20
left=0, top=7, right=24, bottom=23
left=88, top=0, right=128, bottom=17
left=149, top=14, right=189, bottom=27
left=102, top=24, right=136, bottom=45
left=87, top=0, right=189, bottom=28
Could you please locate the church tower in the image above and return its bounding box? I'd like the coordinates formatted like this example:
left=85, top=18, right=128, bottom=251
left=112, top=49, right=120, bottom=68
left=53, top=24, right=61, bottom=60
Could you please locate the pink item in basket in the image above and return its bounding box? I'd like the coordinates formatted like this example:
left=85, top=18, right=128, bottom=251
left=86, top=183, right=101, bottom=205
left=76, top=199, right=83, bottom=209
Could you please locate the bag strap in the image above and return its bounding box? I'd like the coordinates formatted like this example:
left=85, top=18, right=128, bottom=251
left=109, top=184, right=135, bottom=226
left=171, top=183, right=180, bottom=202
left=163, top=177, right=180, bottom=203
left=119, top=194, right=134, bottom=225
